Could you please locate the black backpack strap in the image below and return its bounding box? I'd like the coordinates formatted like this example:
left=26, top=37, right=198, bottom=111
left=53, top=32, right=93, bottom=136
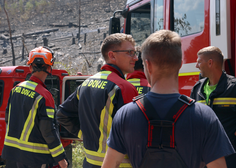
left=135, top=94, right=195, bottom=148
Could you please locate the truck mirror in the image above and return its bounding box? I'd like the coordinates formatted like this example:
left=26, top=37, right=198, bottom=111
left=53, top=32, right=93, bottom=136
left=109, top=17, right=120, bottom=35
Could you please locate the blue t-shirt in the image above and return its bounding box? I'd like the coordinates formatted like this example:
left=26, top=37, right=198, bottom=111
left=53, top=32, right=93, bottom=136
left=107, top=92, right=235, bottom=168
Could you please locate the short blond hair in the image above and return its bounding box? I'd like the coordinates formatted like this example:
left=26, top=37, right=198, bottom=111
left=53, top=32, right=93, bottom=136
left=100, top=33, right=135, bottom=61
left=141, top=30, right=182, bottom=71
left=197, top=46, right=224, bottom=66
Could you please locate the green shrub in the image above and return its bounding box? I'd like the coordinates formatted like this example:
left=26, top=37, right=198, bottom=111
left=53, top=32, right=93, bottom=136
left=13, top=2, right=18, bottom=11
left=35, top=0, right=48, bottom=14
left=9, top=3, right=17, bottom=16
left=4, top=1, right=9, bottom=10
left=19, top=0, right=24, bottom=13
left=25, top=1, right=34, bottom=12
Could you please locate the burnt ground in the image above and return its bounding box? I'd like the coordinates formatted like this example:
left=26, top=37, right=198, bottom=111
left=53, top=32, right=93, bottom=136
left=0, top=0, right=126, bottom=75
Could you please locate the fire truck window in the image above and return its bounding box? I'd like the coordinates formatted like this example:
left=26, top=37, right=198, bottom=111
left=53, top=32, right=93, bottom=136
left=154, top=0, right=164, bottom=32
left=65, top=80, right=84, bottom=100
left=45, top=76, right=60, bottom=107
left=215, top=0, right=220, bottom=35
left=26, top=74, right=31, bottom=80
left=174, top=0, right=204, bottom=36
left=129, top=3, right=151, bottom=45
left=13, top=81, right=21, bottom=87
left=0, top=80, right=3, bottom=107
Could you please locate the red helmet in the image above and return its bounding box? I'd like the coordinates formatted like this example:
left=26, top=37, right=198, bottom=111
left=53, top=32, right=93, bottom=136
left=27, top=46, right=55, bottom=66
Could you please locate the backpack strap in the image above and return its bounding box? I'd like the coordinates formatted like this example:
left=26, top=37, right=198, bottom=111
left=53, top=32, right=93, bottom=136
left=135, top=94, right=195, bottom=148
left=162, top=95, right=195, bottom=147
left=136, top=96, right=161, bottom=147
left=132, top=93, right=145, bottom=102
left=135, top=95, right=161, bottom=120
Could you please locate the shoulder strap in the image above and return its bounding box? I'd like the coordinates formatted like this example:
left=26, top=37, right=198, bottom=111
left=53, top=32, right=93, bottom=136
left=165, top=95, right=195, bottom=122
left=135, top=94, right=195, bottom=148
left=135, top=95, right=161, bottom=121
left=135, top=94, right=195, bottom=121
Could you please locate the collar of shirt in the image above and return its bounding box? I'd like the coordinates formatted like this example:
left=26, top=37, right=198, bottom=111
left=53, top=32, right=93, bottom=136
left=29, top=75, right=47, bottom=88
left=101, top=64, right=125, bottom=79
left=126, top=71, right=146, bottom=80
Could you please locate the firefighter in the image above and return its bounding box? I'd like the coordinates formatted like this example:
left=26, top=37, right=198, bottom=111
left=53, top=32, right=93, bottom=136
left=126, top=46, right=151, bottom=95
left=190, top=46, right=236, bottom=168
left=2, top=46, right=68, bottom=168
left=57, top=33, right=139, bottom=168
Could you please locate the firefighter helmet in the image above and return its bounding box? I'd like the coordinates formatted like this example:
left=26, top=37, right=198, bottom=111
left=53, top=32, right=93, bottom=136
left=27, top=46, right=55, bottom=66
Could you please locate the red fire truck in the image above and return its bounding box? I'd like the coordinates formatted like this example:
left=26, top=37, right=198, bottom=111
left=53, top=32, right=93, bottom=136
left=0, top=66, right=89, bottom=167
left=109, top=0, right=236, bottom=96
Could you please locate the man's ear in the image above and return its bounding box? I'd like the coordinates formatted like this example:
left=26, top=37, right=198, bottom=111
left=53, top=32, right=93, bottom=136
left=46, top=65, right=52, bottom=73
left=208, top=59, right=213, bottom=67
left=29, top=65, right=33, bottom=73
left=107, top=51, right=115, bottom=60
left=107, top=51, right=116, bottom=62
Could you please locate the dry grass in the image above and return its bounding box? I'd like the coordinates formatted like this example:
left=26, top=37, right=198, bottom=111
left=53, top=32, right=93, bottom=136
left=72, top=141, right=86, bottom=167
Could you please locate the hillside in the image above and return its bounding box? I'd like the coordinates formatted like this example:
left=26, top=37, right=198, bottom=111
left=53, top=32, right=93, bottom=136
left=0, top=0, right=126, bottom=75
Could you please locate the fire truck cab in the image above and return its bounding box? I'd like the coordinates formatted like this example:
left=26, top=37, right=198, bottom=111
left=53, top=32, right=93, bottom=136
left=109, top=0, right=236, bottom=95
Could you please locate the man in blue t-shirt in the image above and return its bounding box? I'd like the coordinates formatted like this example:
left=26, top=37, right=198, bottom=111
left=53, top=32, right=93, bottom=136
left=101, top=30, right=235, bottom=168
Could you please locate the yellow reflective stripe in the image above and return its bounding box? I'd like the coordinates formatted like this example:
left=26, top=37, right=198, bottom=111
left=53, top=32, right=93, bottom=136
left=84, top=148, right=104, bottom=166
left=106, top=86, right=117, bottom=151
left=76, top=87, right=80, bottom=100
left=6, top=103, right=11, bottom=135
left=197, top=100, right=206, bottom=104
left=84, top=148, right=132, bottom=167
left=98, top=107, right=106, bottom=153
left=213, top=98, right=236, bottom=105
left=78, top=130, right=82, bottom=139
left=86, top=158, right=103, bottom=166
left=46, top=108, right=55, bottom=119
left=119, top=154, right=132, bottom=167
left=50, top=143, right=65, bottom=157
left=19, top=81, right=37, bottom=91
left=93, top=71, right=112, bottom=79
left=20, top=95, right=43, bottom=141
left=98, top=85, right=117, bottom=153
left=119, top=163, right=132, bottom=168
left=197, top=98, right=236, bottom=105
left=127, top=79, right=140, bottom=86
left=4, top=136, right=50, bottom=154
left=178, top=71, right=200, bottom=77
left=85, top=148, right=105, bottom=157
